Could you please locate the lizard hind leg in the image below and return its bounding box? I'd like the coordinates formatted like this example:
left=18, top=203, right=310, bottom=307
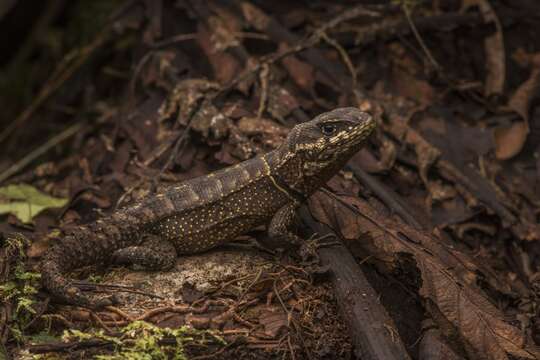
left=111, top=234, right=177, bottom=270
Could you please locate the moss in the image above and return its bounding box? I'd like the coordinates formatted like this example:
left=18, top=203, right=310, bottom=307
left=0, top=234, right=41, bottom=343
left=63, top=321, right=225, bottom=360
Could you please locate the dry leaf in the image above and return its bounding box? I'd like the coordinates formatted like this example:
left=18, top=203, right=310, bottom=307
left=240, top=2, right=270, bottom=32
left=494, top=50, right=540, bottom=160
left=419, top=324, right=464, bottom=360
left=494, top=121, right=529, bottom=160
left=379, top=106, right=538, bottom=240
left=493, top=50, right=540, bottom=160
left=196, top=23, right=241, bottom=85
left=308, top=192, right=538, bottom=360
left=279, top=43, right=315, bottom=93
left=393, top=70, right=435, bottom=105
left=508, top=68, right=540, bottom=122
left=158, top=79, right=220, bottom=124
left=259, top=308, right=288, bottom=338
left=461, top=0, right=505, bottom=96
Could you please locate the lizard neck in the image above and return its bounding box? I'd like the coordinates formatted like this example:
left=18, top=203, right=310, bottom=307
left=265, top=144, right=344, bottom=200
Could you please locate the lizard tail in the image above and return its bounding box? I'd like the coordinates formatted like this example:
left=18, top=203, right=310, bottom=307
left=40, top=215, right=138, bottom=308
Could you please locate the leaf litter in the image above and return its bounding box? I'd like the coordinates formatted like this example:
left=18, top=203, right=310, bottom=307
left=0, top=1, right=539, bottom=359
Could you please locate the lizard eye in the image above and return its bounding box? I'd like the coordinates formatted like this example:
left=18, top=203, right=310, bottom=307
left=320, top=124, right=337, bottom=136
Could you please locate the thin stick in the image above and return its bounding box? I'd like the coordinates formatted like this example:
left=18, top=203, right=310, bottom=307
left=403, top=5, right=442, bottom=72
left=213, top=4, right=381, bottom=101
left=320, top=32, right=358, bottom=97
left=0, top=123, right=84, bottom=184
left=0, top=30, right=109, bottom=145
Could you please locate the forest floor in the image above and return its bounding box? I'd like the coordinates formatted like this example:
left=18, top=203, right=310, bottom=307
left=1, top=1, right=540, bottom=359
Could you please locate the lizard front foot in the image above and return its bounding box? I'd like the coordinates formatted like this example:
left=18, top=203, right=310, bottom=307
left=298, top=233, right=338, bottom=262
left=63, top=285, right=116, bottom=309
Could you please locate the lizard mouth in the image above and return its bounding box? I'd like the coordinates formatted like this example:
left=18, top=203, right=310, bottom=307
left=341, top=108, right=376, bottom=132
left=325, top=108, right=376, bottom=148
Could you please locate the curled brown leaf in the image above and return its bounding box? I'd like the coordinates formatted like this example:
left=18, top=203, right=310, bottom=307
left=308, top=191, right=538, bottom=359
left=495, top=50, right=540, bottom=160
left=461, top=0, right=505, bottom=96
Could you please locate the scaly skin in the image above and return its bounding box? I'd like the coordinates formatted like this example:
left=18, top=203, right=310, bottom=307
left=40, top=107, right=376, bottom=307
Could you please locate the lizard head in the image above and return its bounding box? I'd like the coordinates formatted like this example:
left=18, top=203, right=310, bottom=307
left=286, top=107, right=376, bottom=179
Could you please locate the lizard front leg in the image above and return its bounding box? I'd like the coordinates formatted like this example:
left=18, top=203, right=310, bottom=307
left=267, top=202, right=303, bottom=247
left=111, top=234, right=177, bottom=270
left=268, top=203, right=335, bottom=262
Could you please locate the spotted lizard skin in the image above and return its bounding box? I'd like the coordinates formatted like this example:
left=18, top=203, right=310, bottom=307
left=40, top=107, right=376, bottom=307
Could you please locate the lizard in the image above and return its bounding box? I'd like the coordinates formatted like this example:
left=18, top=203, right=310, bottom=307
left=40, top=107, right=376, bottom=307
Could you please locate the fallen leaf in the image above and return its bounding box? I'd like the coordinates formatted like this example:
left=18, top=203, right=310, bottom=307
left=494, top=121, right=529, bottom=160
left=259, top=308, right=288, bottom=338
left=237, top=116, right=288, bottom=149
left=379, top=104, right=536, bottom=240
left=0, top=184, right=68, bottom=224
left=494, top=50, right=540, bottom=160
left=391, top=68, right=435, bottom=105
left=279, top=42, right=315, bottom=93
left=266, top=85, right=300, bottom=123
left=177, top=282, right=204, bottom=304
left=462, top=0, right=505, bottom=96
left=308, top=191, right=538, bottom=360
left=508, top=67, right=540, bottom=122
left=240, top=2, right=270, bottom=32
left=159, top=79, right=220, bottom=125
left=196, top=23, right=241, bottom=85
left=121, top=95, right=162, bottom=160
left=419, top=323, right=463, bottom=360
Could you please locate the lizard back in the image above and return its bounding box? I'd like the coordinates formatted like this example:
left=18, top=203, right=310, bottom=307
left=142, top=153, right=292, bottom=253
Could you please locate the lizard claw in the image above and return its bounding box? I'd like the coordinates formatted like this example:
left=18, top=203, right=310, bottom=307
left=299, top=233, right=338, bottom=262
left=64, top=286, right=116, bottom=309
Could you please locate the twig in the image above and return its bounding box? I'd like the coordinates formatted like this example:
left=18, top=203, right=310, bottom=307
left=299, top=208, right=411, bottom=360
left=257, top=64, right=270, bottom=118
left=104, top=306, right=134, bottom=322
left=190, top=337, right=243, bottom=360
left=273, top=279, right=291, bottom=326
left=0, top=123, right=84, bottom=184
left=136, top=305, right=191, bottom=321
left=237, top=268, right=264, bottom=303
left=214, top=3, right=381, bottom=101
left=91, top=312, right=113, bottom=333
left=321, top=32, right=357, bottom=88
left=5, top=0, right=64, bottom=73
left=28, top=338, right=113, bottom=354
left=402, top=5, right=442, bottom=72
left=129, top=50, right=155, bottom=102
left=152, top=95, right=207, bottom=192
left=151, top=32, right=268, bottom=49
left=345, top=165, right=424, bottom=230
left=23, top=298, right=50, bottom=330
left=0, top=29, right=109, bottom=146
left=40, top=313, right=74, bottom=328
left=288, top=335, right=296, bottom=360
left=72, top=281, right=165, bottom=300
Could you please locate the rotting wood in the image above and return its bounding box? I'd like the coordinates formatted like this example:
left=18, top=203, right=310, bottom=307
left=299, top=208, right=411, bottom=360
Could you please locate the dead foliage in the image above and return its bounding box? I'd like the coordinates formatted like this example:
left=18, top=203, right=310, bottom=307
left=0, top=0, right=540, bottom=359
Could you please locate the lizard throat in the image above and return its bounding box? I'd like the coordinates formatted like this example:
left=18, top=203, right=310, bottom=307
left=270, top=173, right=307, bottom=203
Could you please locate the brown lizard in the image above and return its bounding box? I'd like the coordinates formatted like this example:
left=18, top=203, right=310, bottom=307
left=40, top=107, right=376, bottom=307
